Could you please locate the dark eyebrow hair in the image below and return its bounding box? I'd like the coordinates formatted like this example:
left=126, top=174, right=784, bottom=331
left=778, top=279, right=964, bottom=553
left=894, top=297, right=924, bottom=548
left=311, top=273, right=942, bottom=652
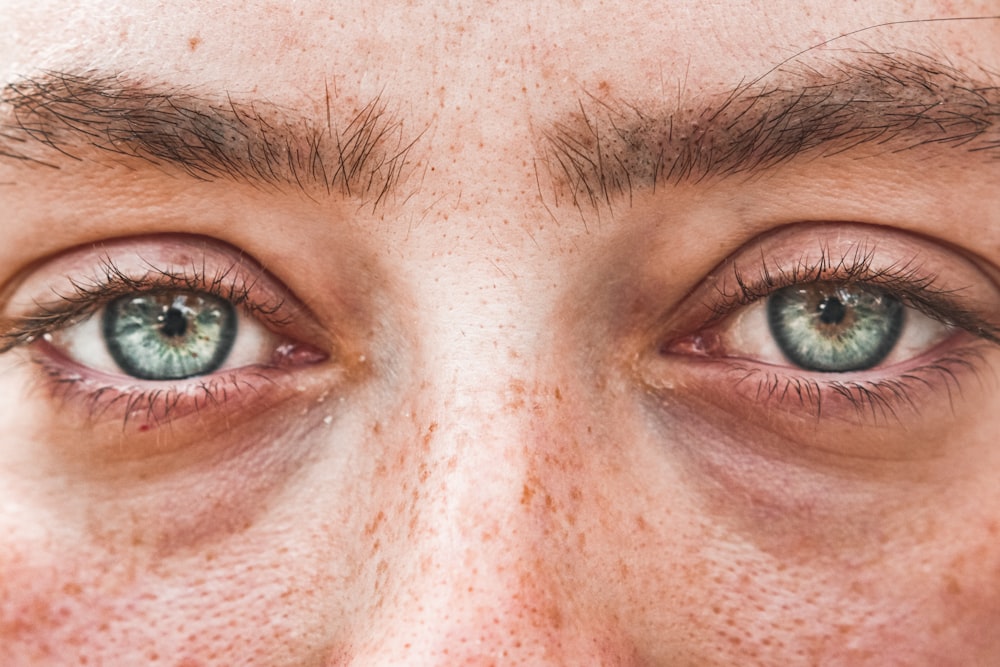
left=541, top=51, right=1000, bottom=209
left=0, top=71, right=417, bottom=204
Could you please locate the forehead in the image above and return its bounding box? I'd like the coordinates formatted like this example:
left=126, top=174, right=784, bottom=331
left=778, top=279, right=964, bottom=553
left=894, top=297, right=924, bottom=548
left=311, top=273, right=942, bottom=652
left=3, top=1, right=996, bottom=106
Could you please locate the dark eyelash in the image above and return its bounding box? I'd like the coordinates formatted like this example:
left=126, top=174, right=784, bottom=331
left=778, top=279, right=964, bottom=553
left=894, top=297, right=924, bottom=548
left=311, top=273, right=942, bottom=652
left=0, top=255, right=289, bottom=354
left=730, top=348, right=985, bottom=424
left=30, top=354, right=286, bottom=429
left=712, top=241, right=1000, bottom=345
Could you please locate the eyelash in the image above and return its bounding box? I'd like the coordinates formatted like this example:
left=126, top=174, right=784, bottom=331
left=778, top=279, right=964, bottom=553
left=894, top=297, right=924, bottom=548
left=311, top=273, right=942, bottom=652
left=714, top=244, right=998, bottom=345
left=662, top=244, right=1000, bottom=423
left=0, top=256, right=288, bottom=354
left=720, top=350, right=985, bottom=423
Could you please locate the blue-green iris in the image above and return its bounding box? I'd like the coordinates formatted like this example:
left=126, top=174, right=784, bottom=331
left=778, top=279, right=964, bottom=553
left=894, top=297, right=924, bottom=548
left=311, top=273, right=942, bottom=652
left=103, top=292, right=237, bottom=380
left=767, top=283, right=904, bottom=372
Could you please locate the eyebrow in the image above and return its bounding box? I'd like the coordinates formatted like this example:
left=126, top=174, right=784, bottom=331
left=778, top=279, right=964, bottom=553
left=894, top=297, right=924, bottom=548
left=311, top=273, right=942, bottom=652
left=0, top=71, right=416, bottom=204
left=541, top=51, right=1000, bottom=209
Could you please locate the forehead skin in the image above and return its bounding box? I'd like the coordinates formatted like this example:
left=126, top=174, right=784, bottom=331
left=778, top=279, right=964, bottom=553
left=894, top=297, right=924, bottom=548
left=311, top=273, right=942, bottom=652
left=0, top=1, right=999, bottom=666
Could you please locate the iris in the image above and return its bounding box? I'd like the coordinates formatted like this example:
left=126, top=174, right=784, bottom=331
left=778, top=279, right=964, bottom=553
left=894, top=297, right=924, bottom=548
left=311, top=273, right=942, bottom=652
left=103, top=292, right=237, bottom=380
left=767, top=283, right=904, bottom=372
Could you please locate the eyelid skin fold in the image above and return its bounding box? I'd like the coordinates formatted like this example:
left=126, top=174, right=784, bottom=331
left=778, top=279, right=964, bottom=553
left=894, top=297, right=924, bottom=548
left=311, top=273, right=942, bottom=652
left=0, top=235, right=327, bottom=350
left=660, top=222, right=1000, bottom=346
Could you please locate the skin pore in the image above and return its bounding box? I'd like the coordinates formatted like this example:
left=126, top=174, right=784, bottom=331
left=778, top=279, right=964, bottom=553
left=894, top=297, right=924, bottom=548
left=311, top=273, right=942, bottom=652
left=0, top=1, right=999, bottom=665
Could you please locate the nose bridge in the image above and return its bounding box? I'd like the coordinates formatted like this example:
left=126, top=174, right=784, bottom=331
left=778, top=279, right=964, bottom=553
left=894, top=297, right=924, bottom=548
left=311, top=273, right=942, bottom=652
left=343, top=356, right=613, bottom=664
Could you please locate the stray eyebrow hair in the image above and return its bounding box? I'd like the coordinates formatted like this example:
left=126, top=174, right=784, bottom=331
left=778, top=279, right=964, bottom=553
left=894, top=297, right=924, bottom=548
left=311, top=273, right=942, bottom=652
left=0, top=71, right=417, bottom=204
left=542, top=51, right=1000, bottom=209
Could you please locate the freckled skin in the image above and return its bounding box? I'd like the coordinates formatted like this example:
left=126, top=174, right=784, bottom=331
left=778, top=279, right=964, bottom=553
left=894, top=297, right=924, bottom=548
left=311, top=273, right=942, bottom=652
left=1, top=1, right=1000, bottom=665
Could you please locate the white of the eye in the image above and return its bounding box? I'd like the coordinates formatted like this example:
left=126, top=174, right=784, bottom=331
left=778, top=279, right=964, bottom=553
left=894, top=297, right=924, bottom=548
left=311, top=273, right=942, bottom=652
left=51, top=305, right=277, bottom=379
left=720, top=299, right=952, bottom=369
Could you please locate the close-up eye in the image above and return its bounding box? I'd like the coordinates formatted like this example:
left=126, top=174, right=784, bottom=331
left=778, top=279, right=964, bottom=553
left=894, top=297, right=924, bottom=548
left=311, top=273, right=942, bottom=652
left=654, top=224, right=1000, bottom=428
left=0, top=236, right=333, bottom=433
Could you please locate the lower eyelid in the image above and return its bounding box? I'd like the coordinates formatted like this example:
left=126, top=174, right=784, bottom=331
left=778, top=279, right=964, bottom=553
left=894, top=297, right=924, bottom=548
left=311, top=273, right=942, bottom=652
left=648, top=332, right=991, bottom=423
left=16, top=345, right=335, bottom=458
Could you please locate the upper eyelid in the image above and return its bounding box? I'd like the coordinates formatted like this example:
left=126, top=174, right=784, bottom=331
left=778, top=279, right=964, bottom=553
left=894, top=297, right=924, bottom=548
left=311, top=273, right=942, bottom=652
left=0, top=238, right=323, bottom=355
left=677, top=227, right=1000, bottom=345
left=711, top=260, right=1000, bottom=344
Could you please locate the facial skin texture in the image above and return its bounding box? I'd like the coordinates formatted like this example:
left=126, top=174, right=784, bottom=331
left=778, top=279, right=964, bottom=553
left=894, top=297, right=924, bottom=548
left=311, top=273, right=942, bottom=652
left=1, top=1, right=1000, bottom=665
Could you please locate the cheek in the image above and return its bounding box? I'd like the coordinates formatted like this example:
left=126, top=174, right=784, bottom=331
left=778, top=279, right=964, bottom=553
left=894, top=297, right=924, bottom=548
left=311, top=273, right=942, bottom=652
left=577, top=396, right=1000, bottom=662
left=0, top=416, right=359, bottom=664
left=0, top=518, right=351, bottom=665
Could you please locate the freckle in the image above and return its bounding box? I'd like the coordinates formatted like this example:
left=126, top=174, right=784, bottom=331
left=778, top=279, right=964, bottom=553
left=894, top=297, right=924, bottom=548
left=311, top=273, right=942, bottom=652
left=188, top=36, right=202, bottom=51
left=421, top=422, right=438, bottom=450
left=521, top=484, right=535, bottom=505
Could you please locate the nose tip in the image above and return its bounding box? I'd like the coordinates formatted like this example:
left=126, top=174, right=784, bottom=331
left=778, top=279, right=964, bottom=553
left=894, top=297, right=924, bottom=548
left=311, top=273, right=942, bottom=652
left=337, top=558, right=632, bottom=666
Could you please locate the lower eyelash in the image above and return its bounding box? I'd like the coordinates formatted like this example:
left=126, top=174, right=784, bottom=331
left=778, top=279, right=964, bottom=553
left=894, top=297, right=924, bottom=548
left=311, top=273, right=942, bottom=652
left=30, top=353, right=286, bottom=430
left=728, top=348, right=985, bottom=424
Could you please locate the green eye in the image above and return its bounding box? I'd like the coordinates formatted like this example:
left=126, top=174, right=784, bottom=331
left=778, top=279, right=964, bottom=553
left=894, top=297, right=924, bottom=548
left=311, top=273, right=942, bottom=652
left=103, top=292, right=238, bottom=380
left=766, top=283, right=905, bottom=372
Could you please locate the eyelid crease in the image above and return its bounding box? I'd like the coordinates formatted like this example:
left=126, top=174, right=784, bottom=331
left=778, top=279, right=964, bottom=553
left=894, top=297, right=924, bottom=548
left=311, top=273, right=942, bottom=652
left=0, top=232, right=343, bottom=363
left=704, top=240, right=1000, bottom=348
left=0, top=256, right=290, bottom=354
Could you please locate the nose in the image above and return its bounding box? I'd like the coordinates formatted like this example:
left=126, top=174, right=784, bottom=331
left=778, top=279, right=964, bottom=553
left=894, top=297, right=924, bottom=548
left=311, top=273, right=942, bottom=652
left=333, top=361, right=643, bottom=666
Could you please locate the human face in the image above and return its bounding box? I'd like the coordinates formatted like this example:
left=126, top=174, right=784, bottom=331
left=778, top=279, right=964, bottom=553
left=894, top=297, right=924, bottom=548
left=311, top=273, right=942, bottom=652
left=1, top=1, right=998, bottom=664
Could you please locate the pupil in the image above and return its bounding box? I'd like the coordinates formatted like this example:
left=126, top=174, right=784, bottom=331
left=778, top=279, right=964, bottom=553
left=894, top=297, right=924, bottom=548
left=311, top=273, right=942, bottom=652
left=817, top=296, right=846, bottom=325
left=160, top=307, right=189, bottom=338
